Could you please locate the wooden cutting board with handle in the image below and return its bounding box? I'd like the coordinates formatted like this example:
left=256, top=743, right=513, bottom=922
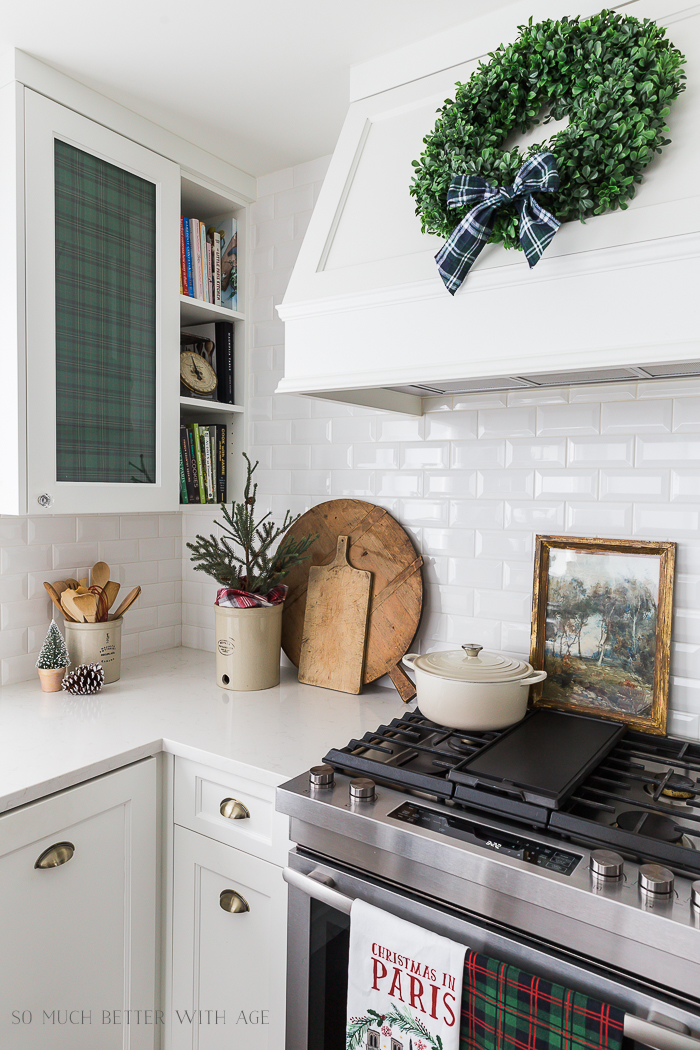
left=282, top=500, right=423, bottom=701
left=298, top=535, right=372, bottom=694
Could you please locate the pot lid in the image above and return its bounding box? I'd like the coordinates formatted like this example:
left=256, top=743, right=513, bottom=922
left=412, top=644, right=534, bottom=683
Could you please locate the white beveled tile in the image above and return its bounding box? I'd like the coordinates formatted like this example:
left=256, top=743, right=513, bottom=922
left=450, top=500, right=504, bottom=529
left=158, top=559, right=182, bottom=583
left=475, top=530, right=533, bottom=560
left=671, top=641, right=700, bottom=681
left=330, top=470, right=375, bottom=496
left=422, top=528, right=475, bottom=557
left=27, top=516, right=76, bottom=545
left=331, top=417, right=377, bottom=444
left=453, top=439, right=505, bottom=469
left=674, top=573, right=700, bottom=609
left=505, top=501, right=564, bottom=530
left=139, top=625, right=182, bottom=654
left=248, top=396, right=273, bottom=421
left=506, top=438, right=566, bottom=467
left=271, top=393, right=312, bottom=419
left=475, top=589, right=531, bottom=621
left=0, top=518, right=28, bottom=547
left=671, top=469, right=700, bottom=501
left=636, top=434, right=700, bottom=466
left=453, top=391, right=508, bottom=410
left=601, top=399, right=672, bottom=434
left=312, top=444, right=353, bottom=469
left=94, top=539, right=139, bottom=564
left=477, top=470, right=534, bottom=500
left=425, top=410, right=477, bottom=441
left=672, top=606, right=700, bottom=644
left=119, top=560, right=159, bottom=587
left=252, top=419, right=291, bottom=446
left=51, top=542, right=100, bottom=571
left=500, top=621, right=532, bottom=655
left=1, top=597, right=50, bottom=630
left=181, top=624, right=216, bottom=652
left=638, top=377, right=700, bottom=400
left=157, top=603, right=182, bottom=628
left=423, top=555, right=448, bottom=585
left=121, top=605, right=158, bottom=635
left=139, top=582, right=179, bottom=609
left=535, top=469, right=598, bottom=500
left=673, top=397, right=700, bottom=433
left=447, top=557, right=500, bottom=588
left=377, top=416, right=425, bottom=442
left=120, top=514, right=159, bottom=539
left=565, top=502, right=632, bottom=534
left=570, top=383, right=637, bottom=403
left=310, top=398, right=352, bottom=417
left=291, top=470, right=329, bottom=496
left=376, top=472, right=422, bottom=498
left=429, top=584, right=475, bottom=617
left=139, top=537, right=179, bottom=561
left=272, top=444, right=311, bottom=470
left=669, top=678, right=700, bottom=718
left=443, top=614, right=501, bottom=648
left=503, top=561, right=536, bottom=590
left=422, top=396, right=454, bottom=413
left=537, top=402, right=600, bottom=436
left=399, top=500, right=449, bottom=526
left=159, top=514, right=182, bottom=538
left=401, top=442, right=449, bottom=470
left=600, top=469, right=669, bottom=502
left=507, top=387, right=568, bottom=406
left=247, top=445, right=272, bottom=470
left=2, top=653, right=42, bottom=686
left=352, top=443, right=398, bottom=469
left=256, top=469, right=292, bottom=496
left=568, top=436, right=634, bottom=467
left=425, top=471, right=476, bottom=498
left=292, top=418, right=332, bottom=444
left=0, top=575, right=27, bottom=602
left=634, top=503, right=700, bottom=538
left=668, top=710, right=699, bottom=741
left=479, top=406, right=536, bottom=439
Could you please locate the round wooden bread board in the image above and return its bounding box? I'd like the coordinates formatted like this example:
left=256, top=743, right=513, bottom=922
left=282, top=499, right=423, bottom=701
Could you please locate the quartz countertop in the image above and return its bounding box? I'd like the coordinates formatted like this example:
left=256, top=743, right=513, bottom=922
left=0, top=647, right=413, bottom=813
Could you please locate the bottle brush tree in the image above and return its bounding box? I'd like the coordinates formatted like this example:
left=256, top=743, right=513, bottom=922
left=186, top=453, right=316, bottom=594
left=36, top=620, right=70, bottom=670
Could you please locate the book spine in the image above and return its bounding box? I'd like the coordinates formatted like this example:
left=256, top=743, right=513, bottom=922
left=216, top=424, right=227, bottom=503
left=180, top=217, right=188, bottom=297
left=183, top=218, right=194, bottom=298
left=202, top=428, right=215, bottom=503
left=191, top=218, right=203, bottom=300
left=213, top=231, right=222, bottom=305
left=180, top=424, right=196, bottom=503
left=214, top=321, right=234, bottom=404
left=190, top=425, right=205, bottom=503
left=200, top=222, right=209, bottom=303
left=208, top=425, right=217, bottom=501
left=179, top=445, right=188, bottom=504
left=207, top=236, right=214, bottom=304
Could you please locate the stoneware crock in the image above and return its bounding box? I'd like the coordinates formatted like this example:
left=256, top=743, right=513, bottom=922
left=402, top=644, right=547, bottom=730
left=215, top=604, right=283, bottom=691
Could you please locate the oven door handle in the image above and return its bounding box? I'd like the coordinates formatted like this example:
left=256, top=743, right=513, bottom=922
left=283, top=866, right=353, bottom=914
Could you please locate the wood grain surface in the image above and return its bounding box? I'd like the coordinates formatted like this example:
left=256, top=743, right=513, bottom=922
left=282, top=499, right=423, bottom=701
left=298, top=535, right=372, bottom=694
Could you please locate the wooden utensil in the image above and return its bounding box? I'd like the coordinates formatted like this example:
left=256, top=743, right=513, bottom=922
left=44, top=581, right=76, bottom=622
left=298, top=536, right=372, bottom=694
left=112, top=585, right=141, bottom=619
left=53, top=581, right=67, bottom=597
left=91, top=561, right=110, bottom=589
left=73, top=593, right=98, bottom=623
left=61, top=590, right=85, bottom=623
left=282, top=499, right=423, bottom=702
left=102, top=581, right=120, bottom=610
left=64, top=578, right=79, bottom=589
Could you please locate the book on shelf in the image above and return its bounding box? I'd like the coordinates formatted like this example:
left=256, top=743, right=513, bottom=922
left=180, top=214, right=236, bottom=310
left=217, top=217, right=237, bottom=311
left=179, top=423, right=226, bottom=505
left=183, top=218, right=194, bottom=297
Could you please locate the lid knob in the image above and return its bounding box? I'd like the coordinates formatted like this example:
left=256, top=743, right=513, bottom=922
left=462, top=644, right=483, bottom=659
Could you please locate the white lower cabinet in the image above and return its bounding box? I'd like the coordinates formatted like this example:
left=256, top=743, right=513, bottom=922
left=0, top=759, right=158, bottom=1050
left=171, top=824, right=287, bottom=1050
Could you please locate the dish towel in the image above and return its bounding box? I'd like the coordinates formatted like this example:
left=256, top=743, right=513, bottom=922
left=460, top=951, right=626, bottom=1050
left=346, top=899, right=467, bottom=1050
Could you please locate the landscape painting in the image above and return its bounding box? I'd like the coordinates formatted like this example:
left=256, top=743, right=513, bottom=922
left=530, top=536, right=675, bottom=734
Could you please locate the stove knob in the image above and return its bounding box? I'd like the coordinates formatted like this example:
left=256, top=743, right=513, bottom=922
left=309, top=764, right=334, bottom=787
left=691, top=881, right=700, bottom=910
left=349, top=777, right=376, bottom=801
left=590, top=849, right=624, bottom=880
left=639, top=863, right=674, bottom=896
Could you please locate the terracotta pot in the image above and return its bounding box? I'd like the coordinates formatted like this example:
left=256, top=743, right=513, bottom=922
left=215, top=604, right=283, bottom=691
left=64, top=617, right=123, bottom=684
left=37, top=667, right=66, bottom=692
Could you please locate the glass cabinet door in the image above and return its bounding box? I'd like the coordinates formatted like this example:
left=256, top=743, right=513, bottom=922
left=24, top=89, right=180, bottom=514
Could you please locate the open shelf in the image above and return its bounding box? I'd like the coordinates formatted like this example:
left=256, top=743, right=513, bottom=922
left=179, top=296, right=244, bottom=327
left=179, top=396, right=244, bottom=414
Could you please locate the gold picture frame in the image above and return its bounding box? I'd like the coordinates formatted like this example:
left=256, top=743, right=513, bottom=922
left=529, top=535, right=675, bottom=734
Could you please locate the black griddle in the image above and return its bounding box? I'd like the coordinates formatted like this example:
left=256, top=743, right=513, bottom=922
left=448, top=709, right=626, bottom=809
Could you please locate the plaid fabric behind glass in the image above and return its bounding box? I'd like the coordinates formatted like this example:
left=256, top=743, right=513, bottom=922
left=55, top=139, right=157, bottom=484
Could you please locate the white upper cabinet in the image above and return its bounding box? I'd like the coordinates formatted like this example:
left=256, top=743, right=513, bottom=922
left=277, top=0, right=700, bottom=413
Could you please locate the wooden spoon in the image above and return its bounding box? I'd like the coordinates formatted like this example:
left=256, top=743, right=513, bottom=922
left=64, top=578, right=79, bottom=590
left=102, top=581, right=120, bottom=610
left=112, top=586, right=141, bottom=619
left=44, top=581, right=76, bottom=622
left=53, top=581, right=67, bottom=597
left=61, top=590, right=85, bottom=622
left=73, top=593, right=98, bottom=623
left=91, top=561, right=110, bottom=590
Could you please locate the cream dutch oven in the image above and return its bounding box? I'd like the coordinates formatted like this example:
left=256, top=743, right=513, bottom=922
left=402, top=644, right=547, bottom=731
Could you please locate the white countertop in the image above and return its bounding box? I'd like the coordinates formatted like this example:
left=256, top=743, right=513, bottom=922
left=0, top=647, right=414, bottom=813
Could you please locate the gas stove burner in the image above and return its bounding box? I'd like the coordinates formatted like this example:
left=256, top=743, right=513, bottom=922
left=644, top=772, right=697, bottom=800
left=615, top=809, right=685, bottom=844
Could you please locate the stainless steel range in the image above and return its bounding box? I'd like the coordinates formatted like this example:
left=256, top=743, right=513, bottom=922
left=276, top=708, right=700, bottom=1050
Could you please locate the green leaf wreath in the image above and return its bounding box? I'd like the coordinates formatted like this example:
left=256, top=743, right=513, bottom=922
left=410, top=9, right=686, bottom=250
left=347, top=1005, right=443, bottom=1050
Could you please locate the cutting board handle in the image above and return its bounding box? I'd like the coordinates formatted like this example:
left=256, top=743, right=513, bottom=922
left=333, top=535, right=350, bottom=566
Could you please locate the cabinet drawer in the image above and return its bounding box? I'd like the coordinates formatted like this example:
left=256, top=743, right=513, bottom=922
left=173, top=757, right=290, bottom=865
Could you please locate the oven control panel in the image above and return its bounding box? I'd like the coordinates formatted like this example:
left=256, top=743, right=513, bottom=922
left=389, top=802, right=581, bottom=876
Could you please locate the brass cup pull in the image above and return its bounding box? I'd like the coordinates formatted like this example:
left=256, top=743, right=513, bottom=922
left=220, top=798, right=250, bottom=820
left=35, top=842, right=75, bottom=869
left=220, top=889, right=250, bottom=914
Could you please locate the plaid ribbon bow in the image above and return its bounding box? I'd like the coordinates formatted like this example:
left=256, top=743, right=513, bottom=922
left=435, top=152, right=560, bottom=294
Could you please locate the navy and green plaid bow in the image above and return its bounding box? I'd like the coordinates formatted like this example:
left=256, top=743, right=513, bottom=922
left=435, top=152, right=560, bottom=295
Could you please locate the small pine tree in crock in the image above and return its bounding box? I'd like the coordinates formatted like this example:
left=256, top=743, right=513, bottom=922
left=36, top=620, right=70, bottom=692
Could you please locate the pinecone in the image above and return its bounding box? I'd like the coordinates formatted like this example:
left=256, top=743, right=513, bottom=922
left=61, top=663, right=105, bottom=695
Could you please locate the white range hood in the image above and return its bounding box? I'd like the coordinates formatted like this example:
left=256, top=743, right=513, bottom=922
left=277, top=0, right=700, bottom=414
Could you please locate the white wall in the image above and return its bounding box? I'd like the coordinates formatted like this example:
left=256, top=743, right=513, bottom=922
left=183, top=154, right=700, bottom=742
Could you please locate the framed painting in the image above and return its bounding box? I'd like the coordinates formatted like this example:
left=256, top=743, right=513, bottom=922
left=529, top=535, right=675, bottom=734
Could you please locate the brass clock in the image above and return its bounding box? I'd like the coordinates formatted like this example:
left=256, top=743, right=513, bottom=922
left=180, top=350, right=218, bottom=395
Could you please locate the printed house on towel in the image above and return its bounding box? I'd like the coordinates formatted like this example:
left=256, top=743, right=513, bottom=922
left=365, top=1034, right=403, bottom=1050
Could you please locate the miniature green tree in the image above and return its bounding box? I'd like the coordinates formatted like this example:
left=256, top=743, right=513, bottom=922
left=186, top=453, right=316, bottom=594
left=36, top=620, right=70, bottom=669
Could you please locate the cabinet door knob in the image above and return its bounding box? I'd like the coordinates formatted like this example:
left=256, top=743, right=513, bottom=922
left=220, top=797, right=250, bottom=820
left=220, top=889, right=250, bottom=914
left=35, top=841, right=75, bottom=869
left=37, top=494, right=53, bottom=508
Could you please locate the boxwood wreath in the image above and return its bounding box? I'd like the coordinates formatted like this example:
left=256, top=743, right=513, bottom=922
left=410, top=9, right=686, bottom=287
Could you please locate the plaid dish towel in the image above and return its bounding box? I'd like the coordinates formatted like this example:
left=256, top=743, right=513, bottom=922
left=461, top=951, right=625, bottom=1050
left=216, top=584, right=288, bottom=608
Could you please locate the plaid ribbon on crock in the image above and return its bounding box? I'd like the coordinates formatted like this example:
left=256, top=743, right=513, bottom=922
left=435, top=152, right=560, bottom=294
left=216, top=584, right=288, bottom=608
left=461, top=951, right=625, bottom=1050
